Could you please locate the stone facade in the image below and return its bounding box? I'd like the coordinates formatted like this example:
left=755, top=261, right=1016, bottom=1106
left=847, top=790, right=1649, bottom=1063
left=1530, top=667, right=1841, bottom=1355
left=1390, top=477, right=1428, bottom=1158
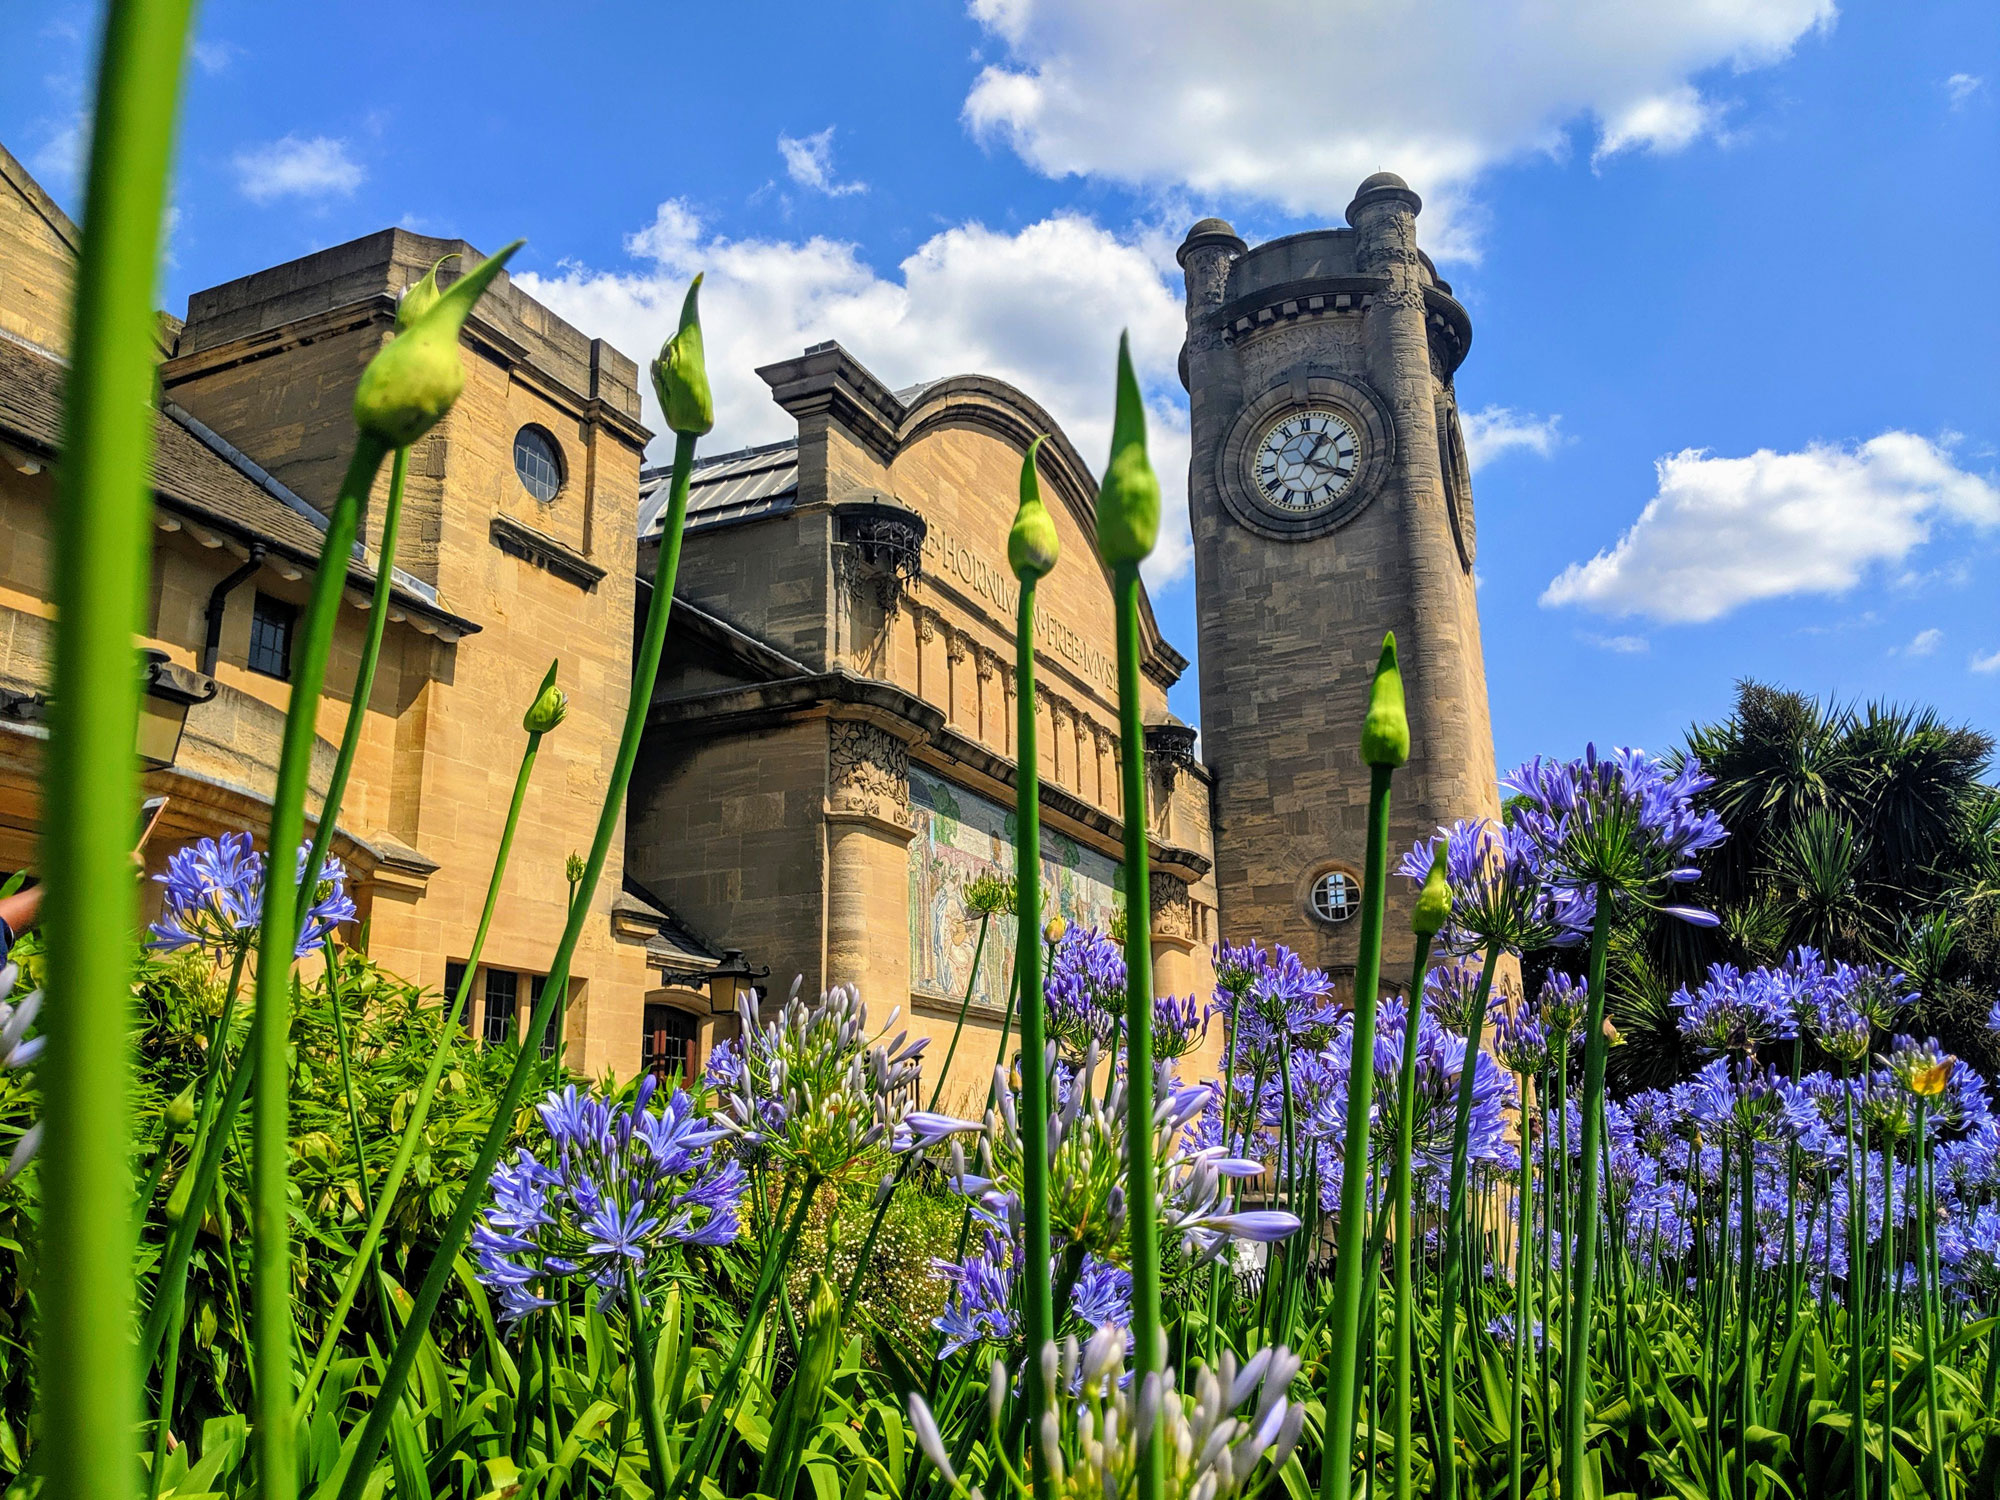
left=628, top=346, right=1223, bottom=1111
left=0, top=141, right=680, bottom=1077
left=1181, top=175, right=1502, bottom=988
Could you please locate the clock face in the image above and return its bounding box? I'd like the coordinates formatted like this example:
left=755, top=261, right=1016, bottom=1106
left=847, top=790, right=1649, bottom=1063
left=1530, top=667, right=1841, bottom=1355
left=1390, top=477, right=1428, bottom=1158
left=1251, top=409, right=1360, bottom=513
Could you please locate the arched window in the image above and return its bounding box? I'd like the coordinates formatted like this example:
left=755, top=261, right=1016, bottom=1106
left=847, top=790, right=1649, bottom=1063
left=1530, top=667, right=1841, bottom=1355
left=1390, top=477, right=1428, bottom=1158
left=513, top=424, right=564, bottom=502
left=1310, top=869, right=1359, bottom=924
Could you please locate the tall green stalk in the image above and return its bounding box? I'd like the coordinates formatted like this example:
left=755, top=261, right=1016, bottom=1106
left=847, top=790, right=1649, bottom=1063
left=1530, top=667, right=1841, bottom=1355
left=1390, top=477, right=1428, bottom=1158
left=1844, top=1062, right=1867, bottom=1500
left=1391, top=852, right=1448, bottom=1500
left=295, top=672, right=557, bottom=1415
left=1508, top=1072, right=1536, bottom=1500
left=335, top=278, right=711, bottom=1499
left=1008, top=436, right=1059, bottom=1495
left=1435, top=945, right=1500, bottom=1500
left=42, top=7, right=198, bottom=1500
left=1881, top=1136, right=1897, bottom=1500
left=1093, top=333, right=1163, bottom=1500
left=1320, top=634, right=1408, bottom=1500
left=1558, top=881, right=1614, bottom=1500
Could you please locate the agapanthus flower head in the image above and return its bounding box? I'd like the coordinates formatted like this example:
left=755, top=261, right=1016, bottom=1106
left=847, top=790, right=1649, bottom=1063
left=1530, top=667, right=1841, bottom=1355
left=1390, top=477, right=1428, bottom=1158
left=0, top=962, right=42, bottom=1182
left=1422, top=959, right=1497, bottom=1035
left=1212, top=940, right=1269, bottom=1010
left=1834, top=962, right=1914, bottom=1033
left=1361, top=1001, right=1516, bottom=1176
left=149, top=833, right=356, bottom=958
left=1152, top=993, right=1209, bottom=1060
left=1045, top=926, right=1126, bottom=1059
left=1988, top=995, right=2000, bottom=1037
left=1685, top=1060, right=1821, bottom=1147
left=1502, top=745, right=1726, bottom=923
left=1674, top=962, right=1799, bottom=1056
left=964, top=872, right=1017, bottom=917
left=1493, top=1005, right=1550, bottom=1076
left=1235, top=945, right=1337, bottom=1059
left=473, top=1076, right=742, bottom=1323
left=1537, top=971, right=1588, bottom=1043
left=1487, top=1312, right=1548, bottom=1353
left=1886, top=1034, right=1957, bottom=1100
left=1939, top=1204, right=2000, bottom=1298
left=1810, top=995, right=1874, bottom=1065
left=718, top=980, right=927, bottom=1183
left=1396, top=818, right=1590, bottom=957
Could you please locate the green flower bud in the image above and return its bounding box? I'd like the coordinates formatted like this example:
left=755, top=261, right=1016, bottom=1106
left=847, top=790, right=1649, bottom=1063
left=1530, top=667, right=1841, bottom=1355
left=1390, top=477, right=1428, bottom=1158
left=1360, top=631, right=1410, bottom=768
left=651, top=274, right=714, bottom=437
left=1094, top=332, right=1159, bottom=567
left=165, top=1082, right=196, bottom=1131
left=396, top=253, right=459, bottom=331
left=1008, top=435, right=1060, bottom=581
left=1412, top=843, right=1451, bottom=938
left=353, top=239, right=523, bottom=449
left=164, top=1168, right=193, bottom=1225
left=523, top=659, right=566, bottom=734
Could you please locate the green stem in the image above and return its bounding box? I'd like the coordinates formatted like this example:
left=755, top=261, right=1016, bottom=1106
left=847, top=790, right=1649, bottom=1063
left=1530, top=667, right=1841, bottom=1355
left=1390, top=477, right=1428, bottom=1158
left=927, top=912, right=993, bottom=1114
left=325, top=945, right=374, bottom=1222
left=1557, top=881, right=1614, bottom=1500
left=1509, top=1073, right=1534, bottom=1500
left=625, top=1265, right=674, bottom=1494
left=1318, top=762, right=1395, bottom=1500
left=1110, top=561, right=1162, bottom=1500
left=1738, top=1122, right=1753, bottom=1500
left=1881, top=1137, right=1896, bottom=1500
left=146, top=1286, right=184, bottom=1500
left=1390, top=937, right=1438, bottom=1500
left=41, top=5, right=198, bottom=1499
left=1435, top=946, right=1500, bottom=1500
left=295, top=721, right=546, bottom=1416
left=1916, top=1104, right=1947, bottom=1498
left=335, top=428, right=701, bottom=1499
left=1845, top=1062, right=1867, bottom=1500
left=296, top=445, right=407, bottom=913
left=1014, top=578, right=1055, bottom=1500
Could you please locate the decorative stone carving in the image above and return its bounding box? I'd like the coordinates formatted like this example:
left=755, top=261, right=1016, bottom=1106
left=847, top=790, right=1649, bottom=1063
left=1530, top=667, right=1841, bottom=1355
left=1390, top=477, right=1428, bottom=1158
left=976, top=648, right=999, bottom=682
left=916, top=610, right=937, bottom=644
left=1150, top=875, right=1195, bottom=941
left=946, top=630, right=969, bottom=664
left=829, top=720, right=910, bottom=823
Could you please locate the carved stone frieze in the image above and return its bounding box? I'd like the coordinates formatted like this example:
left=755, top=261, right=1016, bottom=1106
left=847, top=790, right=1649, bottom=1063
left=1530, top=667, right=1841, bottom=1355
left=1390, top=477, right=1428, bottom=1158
left=828, top=720, right=910, bottom=824
left=1150, top=874, right=1195, bottom=941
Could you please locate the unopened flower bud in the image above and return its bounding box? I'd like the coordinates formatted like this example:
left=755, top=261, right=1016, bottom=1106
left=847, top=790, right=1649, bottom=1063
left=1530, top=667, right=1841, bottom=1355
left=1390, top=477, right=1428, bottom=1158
left=651, top=274, right=714, bottom=437
left=165, top=1082, right=197, bottom=1131
left=1045, top=915, right=1068, bottom=945
left=355, top=240, right=523, bottom=448
left=1008, top=436, right=1060, bottom=582
left=1360, top=631, right=1409, bottom=768
left=1412, top=843, right=1450, bottom=938
left=1094, top=333, right=1159, bottom=567
left=396, top=253, right=458, bottom=331
left=523, top=660, right=567, bottom=734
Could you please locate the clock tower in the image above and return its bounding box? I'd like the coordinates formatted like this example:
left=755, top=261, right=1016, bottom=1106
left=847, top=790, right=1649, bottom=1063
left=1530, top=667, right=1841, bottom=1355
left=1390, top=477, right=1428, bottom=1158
left=1179, top=173, right=1501, bottom=985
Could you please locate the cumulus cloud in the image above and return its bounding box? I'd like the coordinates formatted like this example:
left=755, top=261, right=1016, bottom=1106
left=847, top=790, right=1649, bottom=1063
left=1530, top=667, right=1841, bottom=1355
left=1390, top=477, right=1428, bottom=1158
left=233, top=136, right=364, bottom=204
left=778, top=127, right=867, bottom=197
left=1460, top=406, right=1563, bottom=470
left=1903, top=627, right=1944, bottom=657
left=1541, top=433, right=2000, bottom=624
left=517, top=202, right=1195, bottom=588
left=1972, top=648, right=2000, bottom=675
left=962, top=0, right=1833, bottom=255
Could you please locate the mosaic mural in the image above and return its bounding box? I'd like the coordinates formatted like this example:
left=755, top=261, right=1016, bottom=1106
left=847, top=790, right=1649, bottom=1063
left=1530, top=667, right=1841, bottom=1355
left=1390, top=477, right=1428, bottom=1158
left=907, top=765, right=1122, bottom=1008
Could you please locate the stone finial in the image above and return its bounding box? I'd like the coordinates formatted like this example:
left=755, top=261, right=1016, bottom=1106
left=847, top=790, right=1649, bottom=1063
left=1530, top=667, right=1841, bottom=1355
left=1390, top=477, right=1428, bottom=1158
left=1345, top=172, right=1423, bottom=226
left=1176, top=217, right=1248, bottom=268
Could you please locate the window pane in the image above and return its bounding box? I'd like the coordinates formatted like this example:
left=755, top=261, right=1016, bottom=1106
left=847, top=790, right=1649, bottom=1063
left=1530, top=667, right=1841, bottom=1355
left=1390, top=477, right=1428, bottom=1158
left=533, top=974, right=558, bottom=1059
left=513, top=426, right=563, bottom=502
left=641, top=1003, right=699, bottom=1084
left=483, top=969, right=519, bottom=1047
left=248, top=593, right=296, bottom=679
left=446, top=962, right=471, bottom=1030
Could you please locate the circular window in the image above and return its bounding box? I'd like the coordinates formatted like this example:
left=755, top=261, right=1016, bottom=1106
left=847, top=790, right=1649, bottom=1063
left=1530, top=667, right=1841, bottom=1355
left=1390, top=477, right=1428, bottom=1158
left=513, top=425, right=564, bottom=502
left=1309, top=870, right=1359, bottom=924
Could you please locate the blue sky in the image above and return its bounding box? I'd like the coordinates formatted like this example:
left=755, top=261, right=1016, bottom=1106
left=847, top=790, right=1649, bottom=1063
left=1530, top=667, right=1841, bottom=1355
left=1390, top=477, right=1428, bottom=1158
left=8, top=0, right=1997, bottom=773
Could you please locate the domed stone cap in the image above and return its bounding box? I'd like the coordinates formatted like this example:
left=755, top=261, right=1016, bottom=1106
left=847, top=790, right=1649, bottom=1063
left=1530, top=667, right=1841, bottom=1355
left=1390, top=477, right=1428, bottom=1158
left=1177, top=216, right=1247, bottom=266
left=1345, top=170, right=1423, bottom=225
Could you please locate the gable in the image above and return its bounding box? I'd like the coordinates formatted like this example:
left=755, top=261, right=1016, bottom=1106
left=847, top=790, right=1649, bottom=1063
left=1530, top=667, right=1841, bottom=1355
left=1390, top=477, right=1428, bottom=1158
left=0, top=141, right=80, bottom=353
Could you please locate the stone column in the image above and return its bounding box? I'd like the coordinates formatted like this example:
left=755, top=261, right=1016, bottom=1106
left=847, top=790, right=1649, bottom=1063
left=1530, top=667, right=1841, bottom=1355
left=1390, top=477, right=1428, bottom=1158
left=1150, top=873, right=1199, bottom=1000
left=824, top=717, right=915, bottom=1009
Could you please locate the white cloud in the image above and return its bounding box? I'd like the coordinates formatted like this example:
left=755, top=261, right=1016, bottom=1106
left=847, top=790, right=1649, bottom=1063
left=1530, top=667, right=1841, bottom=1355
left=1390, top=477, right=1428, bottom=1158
left=233, top=135, right=364, bottom=204
left=962, top=0, right=1834, bottom=255
left=1460, top=406, right=1563, bottom=470
left=29, top=116, right=88, bottom=195
left=1542, top=433, right=2000, bottom=624
left=777, top=127, right=867, bottom=197
left=1904, top=627, right=1944, bottom=657
left=1946, top=73, right=1986, bottom=108
left=518, top=202, right=1195, bottom=588
left=192, top=39, right=241, bottom=74
left=1582, top=632, right=1650, bottom=654
left=1972, top=648, right=2000, bottom=675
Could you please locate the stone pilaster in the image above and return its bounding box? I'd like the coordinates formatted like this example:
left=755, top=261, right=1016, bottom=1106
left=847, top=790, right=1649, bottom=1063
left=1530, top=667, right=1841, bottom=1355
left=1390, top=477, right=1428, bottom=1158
left=824, top=717, right=915, bottom=1007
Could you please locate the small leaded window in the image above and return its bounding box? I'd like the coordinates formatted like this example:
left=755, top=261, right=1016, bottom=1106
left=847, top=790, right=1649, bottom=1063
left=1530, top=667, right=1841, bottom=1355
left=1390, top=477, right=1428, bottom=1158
left=643, top=1003, right=699, bottom=1084
left=513, top=425, right=564, bottom=502
left=248, top=592, right=296, bottom=679
left=1311, top=870, right=1358, bottom=924
left=483, top=968, right=518, bottom=1047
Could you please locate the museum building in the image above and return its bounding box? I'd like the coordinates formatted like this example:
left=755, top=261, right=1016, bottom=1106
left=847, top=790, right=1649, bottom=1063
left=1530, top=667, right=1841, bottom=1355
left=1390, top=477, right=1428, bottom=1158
left=0, top=139, right=1228, bottom=1100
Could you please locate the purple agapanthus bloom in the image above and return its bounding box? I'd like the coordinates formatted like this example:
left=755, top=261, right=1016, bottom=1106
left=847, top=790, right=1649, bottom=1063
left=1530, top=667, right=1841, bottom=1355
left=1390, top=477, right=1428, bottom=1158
left=1045, top=926, right=1126, bottom=1058
left=149, top=833, right=356, bottom=958
left=1989, top=995, right=2000, bottom=1037
left=1674, top=963, right=1799, bottom=1056
left=1537, top=971, right=1588, bottom=1044
left=473, top=1076, right=743, bottom=1323
left=1493, top=1005, right=1550, bottom=1076
left=1422, top=960, right=1497, bottom=1036
left=1152, top=993, right=1210, bottom=1060
left=933, top=1231, right=1018, bottom=1357
left=1685, top=1060, right=1821, bottom=1147
left=1396, top=818, right=1591, bottom=957
left=1362, top=999, right=1515, bottom=1176
left=1072, top=1254, right=1133, bottom=1331
left=1503, top=745, right=1727, bottom=925
left=1236, top=946, right=1338, bottom=1060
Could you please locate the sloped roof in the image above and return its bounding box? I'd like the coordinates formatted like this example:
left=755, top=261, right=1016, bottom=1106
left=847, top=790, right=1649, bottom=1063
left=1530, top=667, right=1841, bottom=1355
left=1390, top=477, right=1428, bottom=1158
left=0, top=328, right=477, bottom=638
left=638, top=438, right=798, bottom=539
